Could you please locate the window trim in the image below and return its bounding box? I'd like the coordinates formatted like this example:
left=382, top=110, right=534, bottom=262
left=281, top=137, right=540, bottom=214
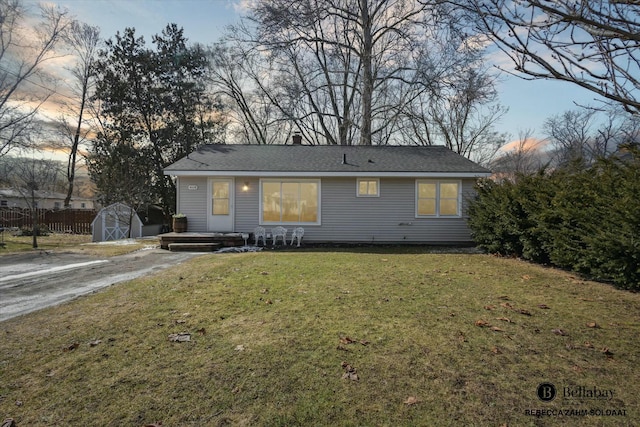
left=415, top=179, right=462, bottom=218
left=356, top=178, right=380, bottom=197
left=259, top=178, right=321, bottom=225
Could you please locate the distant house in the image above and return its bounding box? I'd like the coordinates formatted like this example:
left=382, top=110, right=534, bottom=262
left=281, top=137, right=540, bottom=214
left=163, top=144, right=491, bottom=244
left=0, top=188, right=96, bottom=210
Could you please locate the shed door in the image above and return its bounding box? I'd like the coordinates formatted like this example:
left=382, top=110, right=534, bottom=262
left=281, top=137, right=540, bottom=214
left=102, top=208, right=130, bottom=240
left=208, top=178, right=234, bottom=232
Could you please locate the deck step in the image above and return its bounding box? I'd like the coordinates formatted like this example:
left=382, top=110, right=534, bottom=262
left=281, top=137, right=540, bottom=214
left=168, top=242, right=222, bottom=252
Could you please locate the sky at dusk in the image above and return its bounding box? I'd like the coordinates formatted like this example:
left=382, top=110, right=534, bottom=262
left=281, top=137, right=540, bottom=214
left=28, top=0, right=607, bottom=148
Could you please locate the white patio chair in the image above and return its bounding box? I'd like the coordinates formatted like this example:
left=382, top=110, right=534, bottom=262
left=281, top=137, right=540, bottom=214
left=290, top=227, right=304, bottom=247
left=271, top=226, right=287, bottom=247
left=253, top=226, right=266, bottom=246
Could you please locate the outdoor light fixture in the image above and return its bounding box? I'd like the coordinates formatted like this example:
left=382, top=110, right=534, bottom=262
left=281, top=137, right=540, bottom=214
left=242, top=182, right=250, bottom=191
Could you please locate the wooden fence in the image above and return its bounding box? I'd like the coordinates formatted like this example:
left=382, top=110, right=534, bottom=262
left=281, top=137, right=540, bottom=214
left=0, top=208, right=97, bottom=234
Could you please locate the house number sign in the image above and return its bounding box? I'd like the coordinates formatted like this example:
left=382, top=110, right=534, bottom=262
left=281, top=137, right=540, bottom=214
left=188, top=185, right=198, bottom=190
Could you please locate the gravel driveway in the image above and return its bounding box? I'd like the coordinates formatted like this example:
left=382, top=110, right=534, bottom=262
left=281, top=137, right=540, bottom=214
left=0, top=247, right=200, bottom=322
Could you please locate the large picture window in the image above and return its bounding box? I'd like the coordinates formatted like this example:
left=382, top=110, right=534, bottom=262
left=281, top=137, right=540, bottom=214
left=416, top=180, right=460, bottom=217
left=261, top=180, right=320, bottom=224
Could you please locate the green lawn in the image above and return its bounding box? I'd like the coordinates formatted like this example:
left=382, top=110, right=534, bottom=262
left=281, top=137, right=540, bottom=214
left=1, top=249, right=639, bottom=426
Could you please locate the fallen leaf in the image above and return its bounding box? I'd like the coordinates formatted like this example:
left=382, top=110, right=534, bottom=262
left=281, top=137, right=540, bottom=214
left=342, top=371, right=359, bottom=381
left=457, top=331, right=467, bottom=342
left=144, top=423, right=162, bottom=427
left=484, top=305, right=496, bottom=310
left=491, top=346, right=502, bottom=354
left=584, top=341, right=594, bottom=348
left=235, top=344, right=245, bottom=352
left=601, top=347, right=614, bottom=357
left=336, top=345, right=350, bottom=352
left=168, top=333, right=191, bottom=342
left=197, top=328, right=206, bottom=335
left=552, top=329, right=568, bottom=336
left=63, top=342, right=79, bottom=352
left=521, top=275, right=531, bottom=280
left=475, top=319, right=491, bottom=327
left=495, top=317, right=513, bottom=323
left=340, top=336, right=356, bottom=345
left=490, top=326, right=505, bottom=332
left=175, top=319, right=187, bottom=324
left=260, top=288, right=269, bottom=294
left=88, top=339, right=102, bottom=347
left=515, top=308, right=532, bottom=316
left=586, top=322, right=600, bottom=329
left=404, top=396, right=421, bottom=405
left=260, top=271, right=269, bottom=275
left=341, top=362, right=359, bottom=381
left=498, top=295, right=510, bottom=300
left=265, top=299, right=273, bottom=304
left=359, top=340, right=370, bottom=346
left=500, top=302, right=513, bottom=309
left=2, top=419, right=17, bottom=427
left=538, top=304, right=550, bottom=309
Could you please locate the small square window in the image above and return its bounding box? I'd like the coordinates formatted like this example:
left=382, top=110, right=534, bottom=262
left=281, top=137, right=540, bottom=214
left=357, top=179, right=379, bottom=197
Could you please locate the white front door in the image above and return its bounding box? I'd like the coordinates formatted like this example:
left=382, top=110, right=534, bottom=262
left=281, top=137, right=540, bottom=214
left=208, top=178, right=234, bottom=232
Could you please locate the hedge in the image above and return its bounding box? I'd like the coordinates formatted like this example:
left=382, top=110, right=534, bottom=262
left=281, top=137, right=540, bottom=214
left=467, top=150, right=640, bottom=290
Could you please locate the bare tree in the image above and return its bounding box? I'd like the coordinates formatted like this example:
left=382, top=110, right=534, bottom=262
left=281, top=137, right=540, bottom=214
left=400, top=31, right=507, bottom=162
left=459, top=0, right=640, bottom=114
left=55, top=21, right=100, bottom=208
left=545, top=107, right=640, bottom=167
left=491, top=129, right=548, bottom=179
left=242, top=0, right=444, bottom=145
left=0, top=0, right=72, bottom=157
left=6, top=153, right=62, bottom=248
left=206, top=41, right=288, bottom=145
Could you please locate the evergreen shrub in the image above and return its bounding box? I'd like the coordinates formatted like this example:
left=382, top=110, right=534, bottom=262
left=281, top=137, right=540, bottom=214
left=467, top=151, right=640, bottom=290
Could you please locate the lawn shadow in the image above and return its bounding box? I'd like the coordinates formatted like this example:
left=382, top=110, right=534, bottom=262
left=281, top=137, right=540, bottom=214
left=263, top=243, right=484, bottom=255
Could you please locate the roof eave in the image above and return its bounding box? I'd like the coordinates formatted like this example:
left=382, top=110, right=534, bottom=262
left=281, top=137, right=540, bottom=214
left=164, top=170, right=491, bottom=178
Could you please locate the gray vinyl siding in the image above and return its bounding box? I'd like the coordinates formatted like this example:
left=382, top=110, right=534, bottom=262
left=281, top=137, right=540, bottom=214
left=178, top=176, right=477, bottom=243
left=176, top=176, right=208, bottom=232
left=312, top=177, right=474, bottom=243
left=235, top=177, right=260, bottom=232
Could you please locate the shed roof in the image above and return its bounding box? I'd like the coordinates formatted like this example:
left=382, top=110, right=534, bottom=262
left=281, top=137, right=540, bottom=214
left=164, top=144, right=491, bottom=177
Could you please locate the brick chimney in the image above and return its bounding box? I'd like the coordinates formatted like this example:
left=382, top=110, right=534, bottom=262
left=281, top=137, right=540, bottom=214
left=292, top=132, right=302, bottom=145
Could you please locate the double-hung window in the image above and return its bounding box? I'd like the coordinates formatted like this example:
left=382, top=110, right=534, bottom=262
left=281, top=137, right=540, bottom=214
left=416, top=180, right=461, bottom=217
left=261, top=179, right=320, bottom=224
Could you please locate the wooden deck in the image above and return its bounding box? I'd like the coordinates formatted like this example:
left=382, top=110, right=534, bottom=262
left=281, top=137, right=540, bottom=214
left=159, top=232, right=248, bottom=251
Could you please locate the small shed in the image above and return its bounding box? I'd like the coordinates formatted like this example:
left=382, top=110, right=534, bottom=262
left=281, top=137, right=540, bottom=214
left=91, top=202, right=143, bottom=242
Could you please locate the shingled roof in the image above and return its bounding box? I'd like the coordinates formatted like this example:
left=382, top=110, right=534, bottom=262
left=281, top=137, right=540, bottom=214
left=164, top=144, right=491, bottom=177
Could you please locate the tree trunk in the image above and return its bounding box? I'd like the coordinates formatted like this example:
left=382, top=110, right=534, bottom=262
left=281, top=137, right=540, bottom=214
left=64, top=82, right=87, bottom=208
left=359, top=0, right=373, bottom=145
left=31, top=188, right=38, bottom=249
